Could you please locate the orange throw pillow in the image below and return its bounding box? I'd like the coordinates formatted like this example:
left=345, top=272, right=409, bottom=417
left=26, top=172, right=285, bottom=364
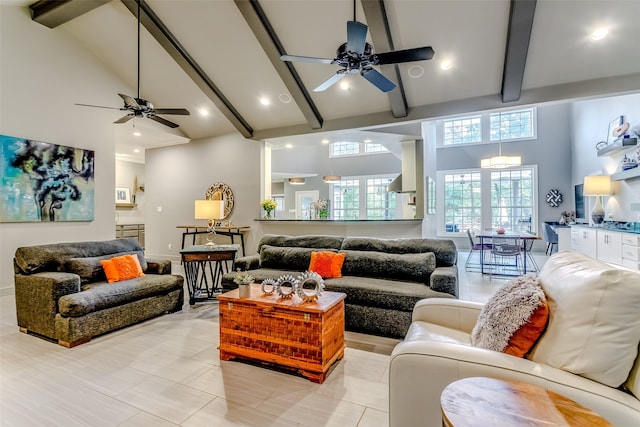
left=100, top=254, right=145, bottom=283
left=504, top=300, right=549, bottom=357
left=308, top=251, right=346, bottom=279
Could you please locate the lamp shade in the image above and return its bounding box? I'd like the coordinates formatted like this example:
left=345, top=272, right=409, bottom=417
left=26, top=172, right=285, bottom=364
left=480, top=155, right=522, bottom=169
left=194, top=199, right=225, bottom=220
left=322, top=175, right=341, bottom=183
left=583, top=175, right=612, bottom=196
left=288, top=177, right=305, bottom=185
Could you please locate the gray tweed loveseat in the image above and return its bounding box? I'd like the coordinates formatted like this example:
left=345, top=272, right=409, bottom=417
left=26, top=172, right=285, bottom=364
left=14, top=238, right=184, bottom=347
left=221, top=234, right=458, bottom=338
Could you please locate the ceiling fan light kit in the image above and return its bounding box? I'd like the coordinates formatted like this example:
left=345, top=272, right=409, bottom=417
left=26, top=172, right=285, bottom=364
left=280, top=0, right=434, bottom=93
left=75, top=0, right=189, bottom=128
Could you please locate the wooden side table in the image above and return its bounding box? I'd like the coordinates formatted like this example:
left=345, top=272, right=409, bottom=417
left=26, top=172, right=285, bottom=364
left=441, top=377, right=612, bottom=426
left=180, top=244, right=239, bottom=305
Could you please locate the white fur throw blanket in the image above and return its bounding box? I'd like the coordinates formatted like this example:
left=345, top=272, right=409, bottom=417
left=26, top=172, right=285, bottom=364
left=471, top=274, right=546, bottom=352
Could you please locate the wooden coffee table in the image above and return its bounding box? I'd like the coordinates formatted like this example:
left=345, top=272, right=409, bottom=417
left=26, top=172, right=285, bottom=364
left=217, top=284, right=346, bottom=383
left=441, top=377, right=612, bottom=426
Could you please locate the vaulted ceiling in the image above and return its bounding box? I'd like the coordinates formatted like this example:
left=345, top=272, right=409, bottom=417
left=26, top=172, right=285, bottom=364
left=26, top=0, right=640, bottom=160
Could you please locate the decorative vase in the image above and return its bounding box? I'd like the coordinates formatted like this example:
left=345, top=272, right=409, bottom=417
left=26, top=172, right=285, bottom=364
left=238, top=283, right=250, bottom=298
left=264, top=210, right=272, bottom=220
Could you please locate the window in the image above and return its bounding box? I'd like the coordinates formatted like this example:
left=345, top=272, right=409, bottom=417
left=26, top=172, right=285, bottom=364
left=332, top=179, right=359, bottom=220
left=366, top=177, right=396, bottom=219
left=490, top=108, right=535, bottom=141
left=332, top=175, right=396, bottom=220
left=330, top=141, right=389, bottom=157
left=491, top=169, right=534, bottom=232
left=443, top=116, right=482, bottom=145
left=330, top=141, right=359, bottom=157
left=442, top=172, right=482, bottom=232
left=438, top=166, right=537, bottom=235
left=364, top=143, right=388, bottom=153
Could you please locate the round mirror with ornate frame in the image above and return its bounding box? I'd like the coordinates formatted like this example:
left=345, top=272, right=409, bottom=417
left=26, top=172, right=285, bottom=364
left=205, top=182, right=234, bottom=219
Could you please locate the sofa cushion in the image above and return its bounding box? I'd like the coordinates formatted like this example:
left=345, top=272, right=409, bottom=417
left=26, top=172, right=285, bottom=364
left=341, top=237, right=457, bottom=267
left=309, top=251, right=346, bottom=278
left=324, top=276, right=453, bottom=311
left=65, top=251, right=147, bottom=284
left=14, top=239, right=144, bottom=275
left=259, top=245, right=333, bottom=271
left=471, top=275, right=549, bottom=357
left=257, top=234, right=344, bottom=253
left=529, top=251, right=640, bottom=388
left=341, top=250, right=435, bottom=283
left=100, top=254, right=145, bottom=283
left=59, top=274, right=183, bottom=317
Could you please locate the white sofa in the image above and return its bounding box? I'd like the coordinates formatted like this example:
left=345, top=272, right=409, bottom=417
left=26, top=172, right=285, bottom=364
left=389, top=252, right=640, bottom=427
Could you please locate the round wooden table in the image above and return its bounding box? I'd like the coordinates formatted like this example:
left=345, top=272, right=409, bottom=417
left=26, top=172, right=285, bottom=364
left=441, top=377, right=612, bottom=426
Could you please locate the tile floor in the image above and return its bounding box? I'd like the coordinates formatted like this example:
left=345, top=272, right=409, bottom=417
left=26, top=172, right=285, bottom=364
left=0, top=251, right=549, bottom=426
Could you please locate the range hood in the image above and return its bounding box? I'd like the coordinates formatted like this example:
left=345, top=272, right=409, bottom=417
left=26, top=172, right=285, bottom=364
left=386, top=140, right=418, bottom=193
left=387, top=174, right=402, bottom=192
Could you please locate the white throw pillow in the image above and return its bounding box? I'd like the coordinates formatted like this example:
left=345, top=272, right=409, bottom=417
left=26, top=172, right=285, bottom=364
left=529, top=251, right=640, bottom=388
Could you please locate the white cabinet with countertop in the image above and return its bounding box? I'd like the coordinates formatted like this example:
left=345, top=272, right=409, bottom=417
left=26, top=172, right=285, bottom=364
left=571, top=225, right=640, bottom=271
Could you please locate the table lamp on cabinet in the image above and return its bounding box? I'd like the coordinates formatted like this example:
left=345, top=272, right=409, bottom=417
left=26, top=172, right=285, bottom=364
left=583, top=175, right=612, bottom=225
left=195, top=199, right=225, bottom=245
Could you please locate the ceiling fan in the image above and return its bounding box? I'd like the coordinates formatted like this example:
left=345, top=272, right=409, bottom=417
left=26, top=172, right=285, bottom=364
left=280, top=0, right=435, bottom=93
left=75, top=0, right=189, bottom=128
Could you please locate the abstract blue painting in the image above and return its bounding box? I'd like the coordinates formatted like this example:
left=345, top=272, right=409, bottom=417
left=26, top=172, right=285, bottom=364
left=1, top=135, right=95, bottom=222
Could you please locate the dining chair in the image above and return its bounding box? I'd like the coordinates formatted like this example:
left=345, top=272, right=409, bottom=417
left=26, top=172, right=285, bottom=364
left=521, top=238, right=539, bottom=273
left=489, top=235, right=523, bottom=279
left=543, top=223, right=558, bottom=255
left=465, top=229, right=492, bottom=272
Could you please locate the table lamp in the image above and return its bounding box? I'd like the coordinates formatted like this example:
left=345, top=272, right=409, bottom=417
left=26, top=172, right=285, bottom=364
left=195, top=199, right=225, bottom=245
left=583, top=175, right=612, bottom=225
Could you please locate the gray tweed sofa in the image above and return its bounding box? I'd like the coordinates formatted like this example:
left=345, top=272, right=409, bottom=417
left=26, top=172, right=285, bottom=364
left=221, top=234, right=458, bottom=338
left=14, top=238, right=184, bottom=347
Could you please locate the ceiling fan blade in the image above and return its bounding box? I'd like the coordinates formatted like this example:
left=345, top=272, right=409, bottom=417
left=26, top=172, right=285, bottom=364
left=280, top=55, right=334, bottom=64
left=114, top=114, right=134, bottom=124
left=361, top=68, right=396, bottom=92
left=153, top=108, right=190, bottom=116
left=346, top=21, right=367, bottom=55
left=376, top=46, right=435, bottom=65
left=313, top=72, right=347, bottom=92
left=75, top=103, right=122, bottom=110
left=118, top=93, right=140, bottom=108
left=147, top=115, right=179, bottom=128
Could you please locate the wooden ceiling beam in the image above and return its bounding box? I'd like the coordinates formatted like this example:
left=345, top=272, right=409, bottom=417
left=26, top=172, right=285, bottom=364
left=501, top=0, right=537, bottom=103
left=121, top=0, right=254, bottom=138
left=29, top=0, right=111, bottom=28
left=362, top=0, right=408, bottom=118
left=234, top=0, right=323, bottom=130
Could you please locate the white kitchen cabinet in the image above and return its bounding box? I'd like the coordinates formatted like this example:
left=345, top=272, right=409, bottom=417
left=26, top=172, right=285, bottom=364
left=570, top=226, right=597, bottom=259
left=622, top=234, right=640, bottom=271
left=596, top=230, right=622, bottom=265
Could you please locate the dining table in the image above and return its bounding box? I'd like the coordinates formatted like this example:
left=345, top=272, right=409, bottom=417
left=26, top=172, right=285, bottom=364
left=476, top=230, right=540, bottom=275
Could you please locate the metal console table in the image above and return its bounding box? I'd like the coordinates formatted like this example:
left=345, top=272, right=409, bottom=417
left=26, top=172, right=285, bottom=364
left=180, top=244, right=239, bottom=305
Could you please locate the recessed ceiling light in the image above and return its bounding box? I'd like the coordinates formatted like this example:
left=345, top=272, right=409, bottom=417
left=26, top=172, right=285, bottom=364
left=408, top=65, right=424, bottom=78
left=364, top=139, right=372, bottom=143
left=591, top=28, right=608, bottom=41
left=339, top=80, right=350, bottom=91
left=198, top=108, right=209, bottom=116
left=321, top=139, right=330, bottom=144
left=278, top=93, right=292, bottom=103
left=440, top=59, right=453, bottom=70
left=285, top=143, right=293, bottom=149
left=259, top=97, right=270, bottom=106
left=133, top=148, right=140, bottom=153
left=133, top=131, right=141, bottom=137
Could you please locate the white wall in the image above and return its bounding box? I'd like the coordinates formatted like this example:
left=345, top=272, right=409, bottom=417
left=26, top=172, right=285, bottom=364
left=0, top=6, right=129, bottom=292
left=143, top=133, right=261, bottom=260
left=571, top=93, right=640, bottom=222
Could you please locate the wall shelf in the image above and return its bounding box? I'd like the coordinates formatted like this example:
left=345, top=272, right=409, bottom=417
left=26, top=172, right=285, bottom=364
left=611, top=168, right=640, bottom=182
left=116, top=203, right=137, bottom=209
left=597, top=137, right=637, bottom=157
